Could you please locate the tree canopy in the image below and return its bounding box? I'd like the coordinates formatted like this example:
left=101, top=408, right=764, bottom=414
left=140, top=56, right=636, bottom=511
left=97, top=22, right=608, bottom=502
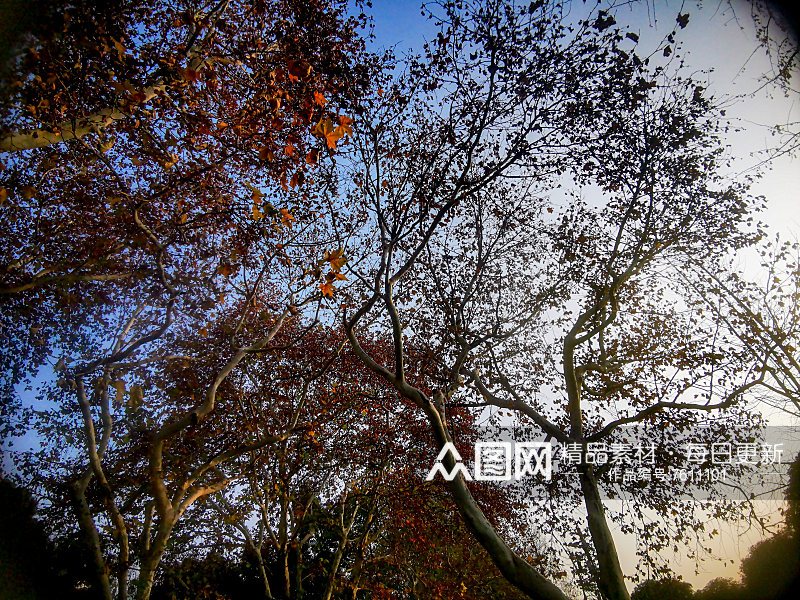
left=1, top=1, right=798, bottom=600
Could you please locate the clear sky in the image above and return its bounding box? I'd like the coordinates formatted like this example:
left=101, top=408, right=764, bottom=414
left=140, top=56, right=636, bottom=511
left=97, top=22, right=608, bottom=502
left=364, top=0, right=799, bottom=593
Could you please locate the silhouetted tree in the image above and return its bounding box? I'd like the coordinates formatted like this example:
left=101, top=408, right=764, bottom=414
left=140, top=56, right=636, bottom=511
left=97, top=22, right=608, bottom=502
left=0, top=476, right=93, bottom=600
left=694, top=578, right=746, bottom=600
left=630, top=577, right=694, bottom=600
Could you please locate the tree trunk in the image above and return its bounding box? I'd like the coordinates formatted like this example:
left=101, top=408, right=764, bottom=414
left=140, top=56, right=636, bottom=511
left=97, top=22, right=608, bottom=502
left=280, top=549, right=291, bottom=599
left=291, top=546, right=303, bottom=599
left=580, top=468, right=629, bottom=600
left=424, top=405, right=568, bottom=600
left=71, top=478, right=113, bottom=600
left=322, top=535, right=348, bottom=600
left=135, top=523, right=173, bottom=600
left=251, top=544, right=273, bottom=599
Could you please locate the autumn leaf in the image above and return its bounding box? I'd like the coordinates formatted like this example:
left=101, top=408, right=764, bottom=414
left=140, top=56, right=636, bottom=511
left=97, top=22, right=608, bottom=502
left=314, top=91, right=327, bottom=106
left=314, top=118, right=344, bottom=149
left=129, top=91, right=147, bottom=103
left=98, top=137, right=115, bottom=153
left=280, top=208, right=294, bottom=227
left=259, top=146, right=274, bottom=161
left=161, top=152, right=178, bottom=169
left=245, top=181, right=262, bottom=199
left=113, top=379, right=126, bottom=407
left=594, top=11, right=615, bottom=31
left=339, top=115, right=353, bottom=137
left=324, top=248, right=346, bottom=270
left=287, top=59, right=312, bottom=81
left=319, top=280, right=335, bottom=297
left=182, top=68, right=199, bottom=83
left=129, top=385, right=143, bottom=408
left=112, top=37, right=126, bottom=58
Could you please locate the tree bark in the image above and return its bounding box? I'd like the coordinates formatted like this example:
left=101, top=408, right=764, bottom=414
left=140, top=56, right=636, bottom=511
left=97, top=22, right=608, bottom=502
left=250, top=545, right=273, bottom=600
left=71, top=477, right=113, bottom=600
left=580, top=468, right=629, bottom=600
left=135, top=523, right=173, bottom=600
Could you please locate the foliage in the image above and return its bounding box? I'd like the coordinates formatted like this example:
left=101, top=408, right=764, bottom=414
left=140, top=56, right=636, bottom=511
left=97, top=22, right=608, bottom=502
left=694, top=578, right=746, bottom=600
left=630, top=577, right=694, bottom=600
left=1, top=2, right=798, bottom=600
left=739, top=532, right=800, bottom=600
left=0, top=476, right=96, bottom=600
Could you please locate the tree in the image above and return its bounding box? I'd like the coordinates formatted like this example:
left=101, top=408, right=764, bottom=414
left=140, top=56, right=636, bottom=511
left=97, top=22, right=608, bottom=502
left=724, top=0, right=800, bottom=162
left=2, top=1, right=372, bottom=599
left=739, top=455, right=800, bottom=600
left=157, top=327, right=533, bottom=600
left=3, top=2, right=797, bottom=600
left=0, top=0, right=368, bottom=398
left=337, top=2, right=781, bottom=600
left=739, top=532, right=800, bottom=599
left=630, top=578, right=694, bottom=600
left=694, top=578, right=746, bottom=600
left=0, top=476, right=73, bottom=600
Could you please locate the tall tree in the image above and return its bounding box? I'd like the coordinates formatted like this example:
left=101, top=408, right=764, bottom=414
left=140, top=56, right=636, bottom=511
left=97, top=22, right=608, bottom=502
left=4, top=2, right=797, bottom=600
left=2, top=1, right=372, bottom=599
left=338, top=2, right=779, bottom=599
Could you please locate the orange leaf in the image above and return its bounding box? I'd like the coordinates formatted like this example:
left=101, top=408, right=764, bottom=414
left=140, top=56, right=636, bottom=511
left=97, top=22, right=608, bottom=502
left=313, top=118, right=344, bottom=149
left=325, top=248, right=346, bottom=270
left=259, top=147, right=274, bottom=161
left=339, top=115, right=353, bottom=136
left=161, top=153, right=178, bottom=170
left=313, top=91, right=327, bottom=106
left=319, top=280, right=335, bottom=297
